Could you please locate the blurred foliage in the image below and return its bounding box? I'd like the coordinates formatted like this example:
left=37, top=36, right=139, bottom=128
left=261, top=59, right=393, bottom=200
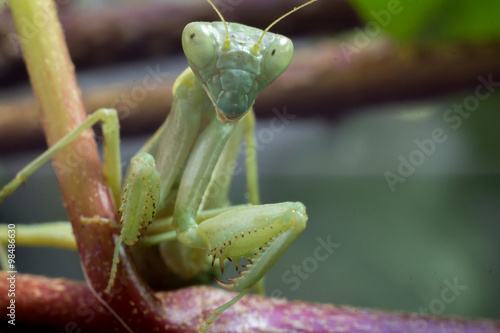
left=348, top=0, right=500, bottom=42
left=461, top=95, right=500, bottom=167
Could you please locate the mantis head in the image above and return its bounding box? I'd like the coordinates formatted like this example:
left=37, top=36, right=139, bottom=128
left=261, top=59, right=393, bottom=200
left=182, top=22, right=293, bottom=124
left=181, top=0, right=317, bottom=124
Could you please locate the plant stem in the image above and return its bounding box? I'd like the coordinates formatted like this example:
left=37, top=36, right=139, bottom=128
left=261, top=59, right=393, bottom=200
left=8, top=0, right=114, bottom=229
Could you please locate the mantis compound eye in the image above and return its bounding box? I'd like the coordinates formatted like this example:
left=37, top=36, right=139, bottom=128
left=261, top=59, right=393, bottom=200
left=182, top=23, right=217, bottom=70
left=262, top=36, right=293, bottom=83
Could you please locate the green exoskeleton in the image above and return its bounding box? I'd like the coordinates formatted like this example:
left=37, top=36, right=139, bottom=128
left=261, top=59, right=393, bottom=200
left=0, top=0, right=317, bottom=331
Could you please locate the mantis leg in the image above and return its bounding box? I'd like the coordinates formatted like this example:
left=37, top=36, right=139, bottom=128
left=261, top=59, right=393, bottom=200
left=0, top=221, right=75, bottom=270
left=241, top=110, right=266, bottom=295
left=0, top=108, right=121, bottom=206
left=0, top=108, right=124, bottom=283
left=201, top=108, right=259, bottom=211
left=201, top=109, right=266, bottom=295
left=201, top=111, right=246, bottom=210
left=198, top=289, right=249, bottom=333
left=106, top=152, right=160, bottom=294
left=173, top=114, right=236, bottom=247
left=0, top=222, right=76, bottom=250
left=200, top=108, right=267, bottom=295
left=196, top=202, right=307, bottom=331
left=243, top=109, right=260, bottom=206
left=79, top=152, right=161, bottom=294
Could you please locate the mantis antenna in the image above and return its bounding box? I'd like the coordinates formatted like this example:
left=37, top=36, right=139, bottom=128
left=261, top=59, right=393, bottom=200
left=207, top=0, right=230, bottom=48
left=253, top=0, right=318, bottom=52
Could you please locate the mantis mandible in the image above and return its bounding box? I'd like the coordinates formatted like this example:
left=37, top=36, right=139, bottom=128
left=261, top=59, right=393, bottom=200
left=0, top=0, right=317, bottom=331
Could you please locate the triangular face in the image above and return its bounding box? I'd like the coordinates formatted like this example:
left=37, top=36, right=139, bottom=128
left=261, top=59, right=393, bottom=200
left=182, top=22, right=293, bottom=123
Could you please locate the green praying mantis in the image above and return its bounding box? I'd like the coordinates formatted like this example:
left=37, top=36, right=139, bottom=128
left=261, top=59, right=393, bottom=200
left=0, top=0, right=317, bottom=331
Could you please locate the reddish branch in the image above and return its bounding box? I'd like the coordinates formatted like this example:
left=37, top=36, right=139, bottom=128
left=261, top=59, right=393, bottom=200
left=2, top=272, right=499, bottom=333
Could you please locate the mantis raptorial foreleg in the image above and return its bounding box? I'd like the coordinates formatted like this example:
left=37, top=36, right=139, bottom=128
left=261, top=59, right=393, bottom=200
left=105, top=152, right=160, bottom=293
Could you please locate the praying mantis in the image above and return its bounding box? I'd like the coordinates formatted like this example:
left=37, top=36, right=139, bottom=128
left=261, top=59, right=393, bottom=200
left=0, top=0, right=317, bottom=331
